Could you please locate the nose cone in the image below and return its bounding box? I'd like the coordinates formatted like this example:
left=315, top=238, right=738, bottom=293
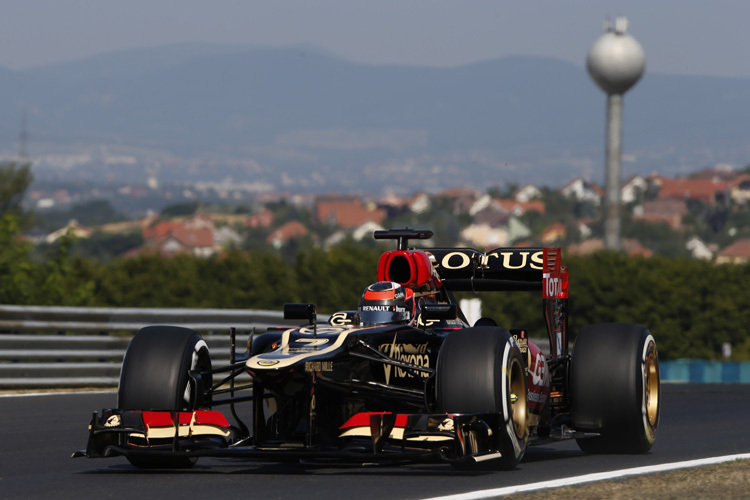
left=587, top=31, right=646, bottom=95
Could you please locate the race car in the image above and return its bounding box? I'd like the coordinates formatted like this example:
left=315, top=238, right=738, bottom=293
left=74, top=228, right=660, bottom=469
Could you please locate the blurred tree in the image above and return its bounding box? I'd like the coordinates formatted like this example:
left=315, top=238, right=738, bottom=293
left=0, top=213, right=36, bottom=303
left=161, top=201, right=200, bottom=217
left=0, top=161, right=34, bottom=228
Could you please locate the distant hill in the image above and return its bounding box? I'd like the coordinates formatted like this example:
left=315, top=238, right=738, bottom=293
left=1, top=42, right=749, bottom=192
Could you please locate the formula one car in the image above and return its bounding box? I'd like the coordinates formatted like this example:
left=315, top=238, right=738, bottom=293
left=74, top=229, right=660, bottom=469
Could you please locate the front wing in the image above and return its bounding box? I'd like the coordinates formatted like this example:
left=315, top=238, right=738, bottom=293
left=73, top=409, right=510, bottom=465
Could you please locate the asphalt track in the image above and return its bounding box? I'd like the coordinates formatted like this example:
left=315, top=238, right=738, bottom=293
left=2, top=384, right=749, bottom=500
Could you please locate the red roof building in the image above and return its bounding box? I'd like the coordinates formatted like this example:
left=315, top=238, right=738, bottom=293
left=143, top=221, right=215, bottom=257
left=244, top=208, right=274, bottom=228
left=633, top=199, right=688, bottom=229
left=267, top=221, right=309, bottom=248
left=316, top=196, right=387, bottom=228
left=539, top=222, right=566, bottom=244
left=716, top=239, right=750, bottom=265
left=657, top=178, right=729, bottom=205
left=496, top=199, right=545, bottom=216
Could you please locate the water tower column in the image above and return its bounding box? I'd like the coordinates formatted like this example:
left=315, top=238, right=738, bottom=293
left=587, top=17, right=645, bottom=250
left=605, top=93, right=623, bottom=250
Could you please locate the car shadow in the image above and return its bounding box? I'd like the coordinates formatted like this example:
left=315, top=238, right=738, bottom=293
left=76, top=445, right=586, bottom=477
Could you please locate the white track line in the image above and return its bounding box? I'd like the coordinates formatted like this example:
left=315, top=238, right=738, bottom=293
left=0, top=390, right=115, bottom=398
left=422, top=453, right=750, bottom=500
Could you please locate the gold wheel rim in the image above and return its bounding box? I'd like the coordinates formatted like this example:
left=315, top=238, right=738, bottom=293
left=645, top=351, right=659, bottom=426
left=508, top=357, right=528, bottom=438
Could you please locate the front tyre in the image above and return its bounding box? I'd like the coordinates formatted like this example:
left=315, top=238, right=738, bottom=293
left=118, top=325, right=212, bottom=468
left=571, top=323, right=660, bottom=454
left=436, top=327, right=528, bottom=469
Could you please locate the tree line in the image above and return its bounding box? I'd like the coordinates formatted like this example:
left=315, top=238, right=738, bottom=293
left=3, top=228, right=749, bottom=360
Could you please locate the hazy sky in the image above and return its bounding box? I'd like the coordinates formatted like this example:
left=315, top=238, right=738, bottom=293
left=3, top=0, right=750, bottom=78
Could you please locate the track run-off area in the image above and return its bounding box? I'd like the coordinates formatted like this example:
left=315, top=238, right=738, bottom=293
left=1, top=384, right=749, bottom=500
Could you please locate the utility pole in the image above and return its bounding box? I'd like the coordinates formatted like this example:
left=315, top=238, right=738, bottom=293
left=19, top=109, right=29, bottom=161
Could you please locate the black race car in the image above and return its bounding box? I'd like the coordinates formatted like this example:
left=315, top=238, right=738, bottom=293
left=74, top=228, right=660, bottom=469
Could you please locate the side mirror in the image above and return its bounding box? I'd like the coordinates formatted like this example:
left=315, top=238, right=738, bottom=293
left=421, top=304, right=458, bottom=321
left=283, top=303, right=317, bottom=325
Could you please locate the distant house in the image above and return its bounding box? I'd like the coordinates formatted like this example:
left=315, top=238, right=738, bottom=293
left=45, top=219, right=93, bottom=243
left=409, top=193, right=431, bottom=215
left=183, top=212, right=215, bottom=230
left=496, top=199, right=545, bottom=216
left=507, top=217, right=532, bottom=243
left=161, top=230, right=215, bottom=257
left=729, top=174, right=750, bottom=205
left=316, top=195, right=387, bottom=228
left=267, top=221, right=309, bottom=249
left=244, top=207, right=274, bottom=228
left=577, top=219, right=595, bottom=239
left=469, top=194, right=495, bottom=217
left=213, top=226, right=243, bottom=249
left=539, top=222, right=566, bottom=244
left=657, top=178, right=729, bottom=205
left=438, top=187, right=480, bottom=214
left=143, top=220, right=215, bottom=257
left=376, top=192, right=412, bottom=218
left=632, top=198, right=688, bottom=230
left=514, top=184, right=542, bottom=203
left=352, top=221, right=385, bottom=241
left=561, top=178, right=603, bottom=205
left=686, top=236, right=714, bottom=260
left=460, top=224, right=509, bottom=249
left=715, top=239, right=750, bottom=265
left=470, top=198, right=509, bottom=227
left=621, top=175, right=648, bottom=204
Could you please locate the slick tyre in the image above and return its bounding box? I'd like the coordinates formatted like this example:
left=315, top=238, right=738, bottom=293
left=436, top=327, right=528, bottom=469
left=571, top=323, right=660, bottom=454
left=118, top=325, right=212, bottom=468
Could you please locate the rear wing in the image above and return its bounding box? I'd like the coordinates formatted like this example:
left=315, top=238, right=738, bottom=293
left=423, top=247, right=567, bottom=296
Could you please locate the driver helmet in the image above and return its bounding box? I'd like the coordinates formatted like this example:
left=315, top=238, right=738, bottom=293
left=358, top=281, right=415, bottom=327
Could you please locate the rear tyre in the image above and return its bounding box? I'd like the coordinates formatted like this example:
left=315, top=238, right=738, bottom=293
left=118, top=325, right=212, bottom=468
left=436, top=327, right=528, bottom=469
left=571, top=323, right=659, bottom=454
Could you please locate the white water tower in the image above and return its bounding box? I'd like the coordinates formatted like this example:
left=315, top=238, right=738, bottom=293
left=587, top=17, right=645, bottom=250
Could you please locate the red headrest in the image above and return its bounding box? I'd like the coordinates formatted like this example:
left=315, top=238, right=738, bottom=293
left=377, top=250, right=442, bottom=291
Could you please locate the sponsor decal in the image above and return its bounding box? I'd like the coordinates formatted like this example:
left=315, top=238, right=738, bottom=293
left=512, top=332, right=529, bottom=354
left=362, top=305, right=393, bottom=312
left=104, top=414, right=121, bottom=428
left=257, top=359, right=280, bottom=366
left=437, top=418, right=454, bottom=432
left=329, top=311, right=356, bottom=326
left=380, top=342, right=430, bottom=384
left=528, top=392, right=548, bottom=404
left=296, top=326, right=345, bottom=336
left=433, top=250, right=544, bottom=271
left=415, top=315, right=439, bottom=328
left=293, top=338, right=329, bottom=347
left=530, top=352, right=549, bottom=387
left=544, top=273, right=562, bottom=298
left=305, top=361, right=333, bottom=373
